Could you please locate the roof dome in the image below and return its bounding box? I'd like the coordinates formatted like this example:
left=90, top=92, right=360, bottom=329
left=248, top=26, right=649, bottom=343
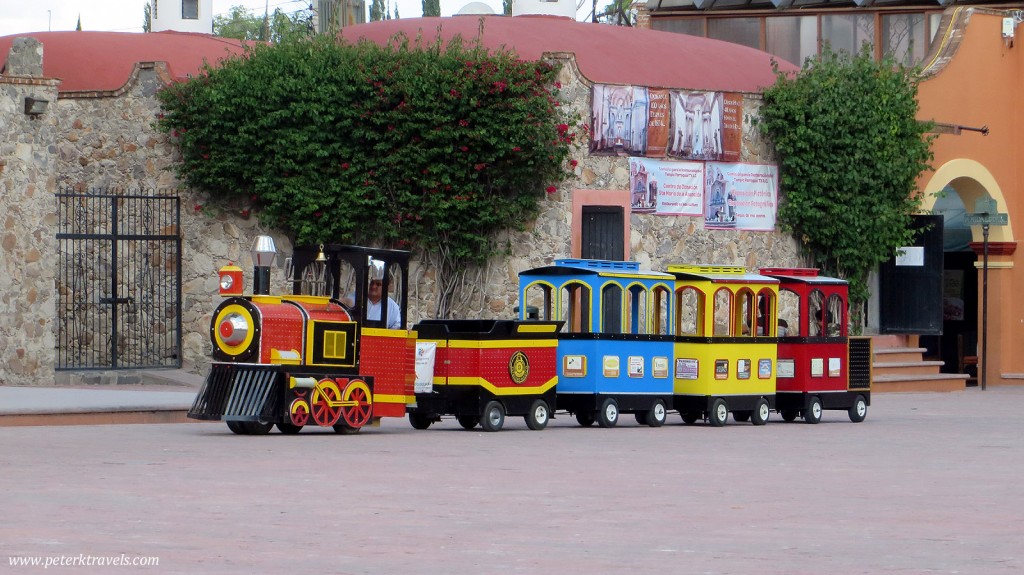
left=343, top=15, right=795, bottom=93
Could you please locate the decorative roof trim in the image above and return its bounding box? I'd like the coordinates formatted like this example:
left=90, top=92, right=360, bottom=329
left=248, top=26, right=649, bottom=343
left=58, top=61, right=174, bottom=100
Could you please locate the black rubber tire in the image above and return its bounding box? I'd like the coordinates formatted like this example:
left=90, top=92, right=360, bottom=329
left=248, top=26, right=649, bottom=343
left=576, top=411, right=595, bottom=427
left=597, top=398, right=619, bottom=428
left=525, top=399, right=550, bottom=431
left=848, top=395, right=868, bottom=423
left=752, top=398, right=770, bottom=426
left=276, top=422, right=303, bottom=435
left=457, top=415, right=480, bottom=430
left=481, top=400, right=505, bottom=432
left=804, top=396, right=823, bottom=424
left=409, top=413, right=432, bottom=430
left=709, top=398, right=728, bottom=427
left=645, top=400, right=667, bottom=427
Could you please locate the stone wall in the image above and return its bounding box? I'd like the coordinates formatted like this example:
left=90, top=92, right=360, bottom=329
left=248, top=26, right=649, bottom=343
left=2, top=40, right=800, bottom=385
left=0, top=38, right=59, bottom=386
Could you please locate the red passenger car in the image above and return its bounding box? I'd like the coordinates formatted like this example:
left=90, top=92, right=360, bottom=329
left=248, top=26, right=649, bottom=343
left=759, top=268, right=872, bottom=423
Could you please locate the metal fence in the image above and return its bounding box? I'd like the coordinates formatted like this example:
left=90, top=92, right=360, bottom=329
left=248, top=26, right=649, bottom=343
left=56, top=189, right=182, bottom=370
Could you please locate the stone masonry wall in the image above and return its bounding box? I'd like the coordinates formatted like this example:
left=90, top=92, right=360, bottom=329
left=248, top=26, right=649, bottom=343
left=0, top=38, right=59, bottom=386
left=3, top=41, right=800, bottom=384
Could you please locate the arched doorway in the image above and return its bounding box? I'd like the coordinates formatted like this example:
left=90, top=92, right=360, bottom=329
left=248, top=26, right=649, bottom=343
left=919, top=159, right=1016, bottom=384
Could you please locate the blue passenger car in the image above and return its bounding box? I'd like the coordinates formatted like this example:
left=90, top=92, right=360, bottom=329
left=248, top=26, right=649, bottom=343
left=518, top=259, right=675, bottom=427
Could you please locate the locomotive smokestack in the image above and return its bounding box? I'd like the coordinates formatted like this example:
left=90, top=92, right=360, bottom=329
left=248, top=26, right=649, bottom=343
left=250, top=235, right=277, bottom=295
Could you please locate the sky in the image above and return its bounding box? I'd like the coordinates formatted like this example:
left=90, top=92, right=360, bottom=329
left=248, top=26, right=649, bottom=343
left=0, top=0, right=519, bottom=37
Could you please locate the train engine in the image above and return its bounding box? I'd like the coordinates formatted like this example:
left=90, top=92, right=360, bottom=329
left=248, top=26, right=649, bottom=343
left=187, top=237, right=415, bottom=434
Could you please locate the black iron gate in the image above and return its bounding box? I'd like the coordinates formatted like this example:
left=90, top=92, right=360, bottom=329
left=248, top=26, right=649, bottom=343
left=56, top=190, right=182, bottom=370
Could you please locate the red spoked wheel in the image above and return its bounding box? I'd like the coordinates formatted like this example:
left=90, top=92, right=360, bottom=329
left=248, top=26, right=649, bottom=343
left=290, top=398, right=310, bottom=427
left=340, top=380, right=373, bottom=429
left=311, top=380, right=343, bottom=427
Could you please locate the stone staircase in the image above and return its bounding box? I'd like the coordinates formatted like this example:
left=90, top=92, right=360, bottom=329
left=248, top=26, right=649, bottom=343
left=871, top=335, right=969, bottom=392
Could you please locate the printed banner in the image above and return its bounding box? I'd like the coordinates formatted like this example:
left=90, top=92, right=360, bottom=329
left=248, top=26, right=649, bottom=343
left=704, top=162, right=778, bottom=231
left=591, top=85, right=742, bottom=161
left=629, top=158, right=704, bottom=215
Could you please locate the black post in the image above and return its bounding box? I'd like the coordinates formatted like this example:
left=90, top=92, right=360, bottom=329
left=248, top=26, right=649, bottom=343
left=981, top=223, right=990, bottom=391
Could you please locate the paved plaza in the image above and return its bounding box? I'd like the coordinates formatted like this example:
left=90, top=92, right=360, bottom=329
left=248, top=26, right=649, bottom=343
left=2, top=387, right=1022, bottom=574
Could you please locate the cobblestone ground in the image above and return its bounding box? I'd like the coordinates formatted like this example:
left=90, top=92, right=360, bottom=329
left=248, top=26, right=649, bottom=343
left=2, top=388, right=1022, bottom=575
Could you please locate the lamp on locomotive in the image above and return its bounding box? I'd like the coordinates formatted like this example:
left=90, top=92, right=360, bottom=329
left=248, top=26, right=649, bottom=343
left=218, top=263, right=244, bottom=296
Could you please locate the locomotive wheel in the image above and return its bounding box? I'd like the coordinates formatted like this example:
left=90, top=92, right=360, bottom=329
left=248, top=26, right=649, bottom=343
left=226, top=421, right=248, bottom=435
left=752, top=398, right=770, bottom=426
left=457, top=415, right=480, bottom=430
left=644, top=400, right=667, bottom=427
left=333, top=424, right=360, bottom=435
left=848, top=395, right=868, bottom=423
left=804, top=396, right=823, bottom=424
left=575, top=411, right=595, bottom=427
left=276, top=422, right=303, bottom=435
left=311, top=380, right=343, bottom=427
left=481, top=401, right=505, bottom=432
left=242, top=421, right=273, bottom=435
left=289, top=398, right=310, bottom=427
left=733, top=411, right=751, bottom=423
left=597, top=398, right=619, bottom=428
left=340, top=380, right=373, bottom=429
left=709, top=398, right=728, bottom=427
left=780, top=409, right=798, bottom=422
left=525, top=399, right=550, bottom=431
left=409, top=413, right=432, bottom=430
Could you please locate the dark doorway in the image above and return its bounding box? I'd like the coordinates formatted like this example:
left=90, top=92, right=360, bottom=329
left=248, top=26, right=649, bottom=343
left=879, top=215, right=944, bottom=335
left=581, top=206, right=624, bottom=332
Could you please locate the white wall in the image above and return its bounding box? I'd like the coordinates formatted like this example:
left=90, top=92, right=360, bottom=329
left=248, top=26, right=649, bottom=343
left=152, top=0, right=214, bottom=33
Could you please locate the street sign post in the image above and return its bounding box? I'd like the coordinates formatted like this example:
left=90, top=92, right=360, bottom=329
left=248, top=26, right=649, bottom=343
left=965, top=198, right=1008, bottom=390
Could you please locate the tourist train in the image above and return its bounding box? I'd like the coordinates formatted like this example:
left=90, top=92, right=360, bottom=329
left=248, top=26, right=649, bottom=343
left=187, top=236, right=872, bottom=433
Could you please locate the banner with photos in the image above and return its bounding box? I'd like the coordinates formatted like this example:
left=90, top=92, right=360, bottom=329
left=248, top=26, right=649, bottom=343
left=628, top=158, right=704, bottom=215
left=628, top=158, right=778, bottom=231
left=703, top=162, right=778, bottom=231
left=591, top=85, right=743, bottom=162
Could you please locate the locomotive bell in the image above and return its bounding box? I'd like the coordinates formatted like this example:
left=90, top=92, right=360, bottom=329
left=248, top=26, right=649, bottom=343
left=251, top=236, right=277, bottom=295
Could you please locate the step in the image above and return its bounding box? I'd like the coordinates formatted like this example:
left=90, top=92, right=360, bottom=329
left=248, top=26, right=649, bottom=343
left=873, top=347, right=929, bottom=363
left=872, top=360, right=946, bottom=376
left=872, top=373, right=969, bottom=393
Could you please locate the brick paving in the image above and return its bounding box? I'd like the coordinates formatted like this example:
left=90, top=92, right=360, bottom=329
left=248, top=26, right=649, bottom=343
left=1, top=387, right=1022, bottom=574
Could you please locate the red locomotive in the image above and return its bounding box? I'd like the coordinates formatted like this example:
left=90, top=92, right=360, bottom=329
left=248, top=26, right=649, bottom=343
left=188, top=237, right=416, bottom=434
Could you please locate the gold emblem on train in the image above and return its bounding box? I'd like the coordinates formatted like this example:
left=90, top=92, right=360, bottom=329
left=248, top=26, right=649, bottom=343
left=509, top=351, right=530, bottom=385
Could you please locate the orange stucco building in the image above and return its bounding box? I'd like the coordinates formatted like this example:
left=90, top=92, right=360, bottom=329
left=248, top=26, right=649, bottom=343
left=916, top=7, right=1022, bottom=386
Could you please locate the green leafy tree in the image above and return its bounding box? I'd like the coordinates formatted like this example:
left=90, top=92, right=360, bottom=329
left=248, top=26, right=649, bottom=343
left=157, top=34, right=578, bottom=318
left=759, top=46, right=934, bottom=329
left=502, top=0, right=512, bottom=15
left=143, top=2, right=151, bottom=32
left=370, top=0, right=386, bottom=21
left=213, top=5, right=313, bottom=42
left=597, top=0, right=636, bottom=26
left=422, top=0, right=441, bottom=17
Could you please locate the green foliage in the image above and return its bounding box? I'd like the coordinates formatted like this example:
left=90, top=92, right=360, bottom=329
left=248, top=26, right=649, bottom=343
left=157, top=33, right=578, bottom=316
left=422, top=0, right=441, bottom=17
left=370, top=0, right=386, bottom=21
left=760, top=46, right=934, bottom=326
left=213, top=5, right=313, bottom=42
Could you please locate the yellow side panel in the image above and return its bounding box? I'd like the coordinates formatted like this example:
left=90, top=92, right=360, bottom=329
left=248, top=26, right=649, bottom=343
left=673, top=342, right=777, bottom=396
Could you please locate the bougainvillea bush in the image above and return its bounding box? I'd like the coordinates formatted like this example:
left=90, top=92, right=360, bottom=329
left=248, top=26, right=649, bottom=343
left=157, top=32, right=579, bottom=316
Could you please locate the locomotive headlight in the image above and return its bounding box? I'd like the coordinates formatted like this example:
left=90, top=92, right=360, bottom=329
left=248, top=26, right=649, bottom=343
left=212, top=302, right=257, bottom=358
left=220, top=275, right=234, bottom=291
left=218, top=312, right=249, bottom=346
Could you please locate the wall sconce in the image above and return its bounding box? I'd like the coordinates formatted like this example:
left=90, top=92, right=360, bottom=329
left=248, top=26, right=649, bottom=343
left=24, top=96, right=49, bottom=117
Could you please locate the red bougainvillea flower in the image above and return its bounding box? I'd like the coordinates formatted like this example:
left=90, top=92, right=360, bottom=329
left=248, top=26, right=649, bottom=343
left=193, top=204, right=202, bottom=212
left=569, top=159, right=578, bottom=168
left=546, top=186, right=556, bottom=194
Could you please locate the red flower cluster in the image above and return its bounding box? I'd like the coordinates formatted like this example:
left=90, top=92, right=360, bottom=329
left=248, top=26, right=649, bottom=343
left=546, top=186, right=556, bottom=194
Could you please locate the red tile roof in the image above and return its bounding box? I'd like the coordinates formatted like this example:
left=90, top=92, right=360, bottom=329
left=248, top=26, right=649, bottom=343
left=1, top=18, right=794, bottom=95
left=343, top=15, right=796, bottom=93
left=0, top=31, right=248, bottom=93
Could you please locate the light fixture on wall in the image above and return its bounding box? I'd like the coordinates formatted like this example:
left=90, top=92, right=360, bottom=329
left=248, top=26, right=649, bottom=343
left=24, top=96, right=49, bottom=117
